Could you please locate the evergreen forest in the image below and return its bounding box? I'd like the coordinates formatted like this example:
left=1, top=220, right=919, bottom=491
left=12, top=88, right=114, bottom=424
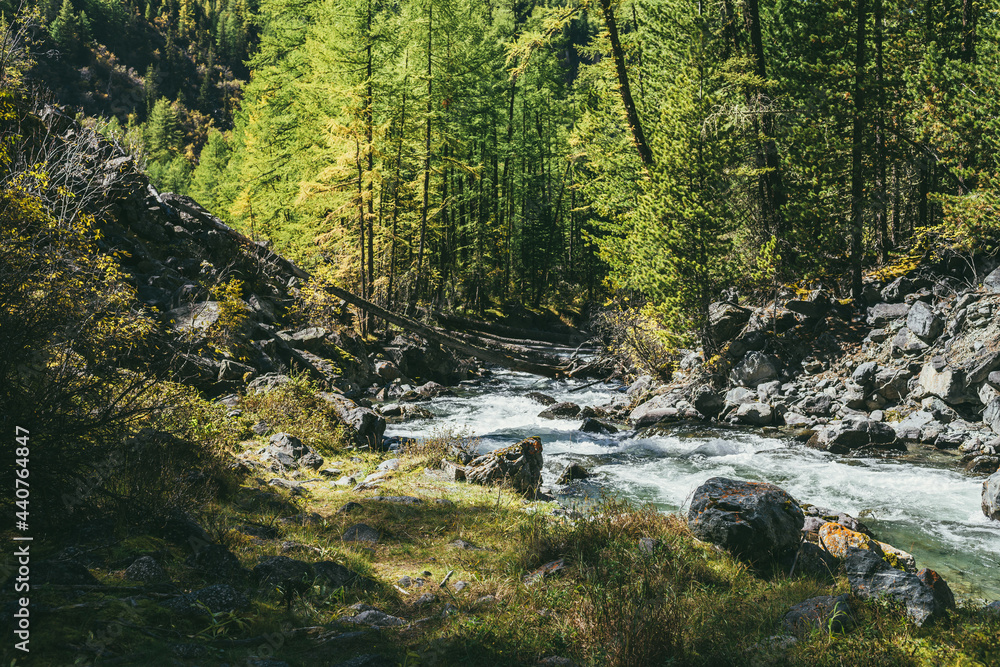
left=4, top=0, right=999, bottom=350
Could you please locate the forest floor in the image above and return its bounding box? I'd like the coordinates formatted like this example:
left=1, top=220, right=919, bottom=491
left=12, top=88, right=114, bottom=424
left=8, top=381, right=1000, bottom=667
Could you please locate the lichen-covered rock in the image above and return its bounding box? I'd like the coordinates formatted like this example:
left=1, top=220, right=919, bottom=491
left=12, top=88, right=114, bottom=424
left=466, top=437, right=543, bottom=496
left=818, top=522, right=883, bottom=560
left=687, top=477, right=804, bottom=564
left=124, top=556, right=169, bottom=583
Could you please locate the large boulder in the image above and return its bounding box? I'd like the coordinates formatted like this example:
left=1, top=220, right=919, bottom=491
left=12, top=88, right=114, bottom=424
left=983, top=471, right=1000, bottom=520
left=260, top=433, right=324, bottom=470
left=907, top=301, right=943, bottom=341
left=916, top=358, right=971, bottom=405
left=687, top=477, right=804, bottom=565
left=984, top=397, right=1000, bottom=435
left=319, top=393, right=387, bottom=449
left=708, top=302, right=751, bottom=342
left=983, top=267, right=1000, bottom=294
left=691, top=385, right=724, bottom=417
left=807, top=419, right=903, bottom=454
left=845, top=549, right=954, bottom=627
left=730, top=351, right=780, bottom=388
left=867, top=302, right=911, bottom=327
left=466, top=437, right=543, bottom=497
left=734, top=402, right=774, bottom=426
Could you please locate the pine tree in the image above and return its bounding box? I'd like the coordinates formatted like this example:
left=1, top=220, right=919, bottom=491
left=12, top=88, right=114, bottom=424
left=49, top=0, right=81, bottom=54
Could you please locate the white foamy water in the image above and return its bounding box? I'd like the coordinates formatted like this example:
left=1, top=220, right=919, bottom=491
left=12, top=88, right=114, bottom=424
left=386, top=369, right=1000, bottom=600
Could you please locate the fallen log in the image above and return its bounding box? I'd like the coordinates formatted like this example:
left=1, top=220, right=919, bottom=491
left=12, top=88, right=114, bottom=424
left=318, top=283, right=572, bottom=378
left=435, top=311, right=588, bottom=346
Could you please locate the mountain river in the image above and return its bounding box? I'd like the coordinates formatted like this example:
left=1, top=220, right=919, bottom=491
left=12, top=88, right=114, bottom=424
left=385, top=366, right=1000, bottom=601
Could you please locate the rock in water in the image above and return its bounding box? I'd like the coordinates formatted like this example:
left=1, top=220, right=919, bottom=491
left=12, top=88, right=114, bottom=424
left=983, top=470, right=1000, bottom=520
left=845, top=548, right=954, bottom=627
left=466, top=437, right=543, bottom=497
left=687, top=477, right=804, bottom=565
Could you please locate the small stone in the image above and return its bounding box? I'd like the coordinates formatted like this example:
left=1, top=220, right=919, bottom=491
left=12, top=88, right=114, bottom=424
left=343, top=523, right=379, bottom=544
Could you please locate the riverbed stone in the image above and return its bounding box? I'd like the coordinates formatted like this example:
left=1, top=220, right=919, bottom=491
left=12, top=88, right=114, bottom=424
left=557, top=463, right=591, bottom=484
left=982, top=470, right=1000, bottom=520
left=580, top=418, right=617, bottom=434
left=807, top=419, right=902, bottom=454
left=687, top=477, right=804, bottom=565
left=526, top=391, right=557, bottom=406
left=538, top=402, right=581, bottom=419
left=735, top=402, right=774, bottom=426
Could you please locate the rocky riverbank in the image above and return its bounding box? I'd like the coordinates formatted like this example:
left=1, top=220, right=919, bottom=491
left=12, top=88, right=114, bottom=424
left=545, top=270, right=1000, bottom=524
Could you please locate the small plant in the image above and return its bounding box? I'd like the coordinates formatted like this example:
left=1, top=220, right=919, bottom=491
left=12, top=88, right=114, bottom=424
left=208, top=277, right=251, bottom=349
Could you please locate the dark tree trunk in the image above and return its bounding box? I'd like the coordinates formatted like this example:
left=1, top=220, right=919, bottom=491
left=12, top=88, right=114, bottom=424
left=850, top=0, right=867, bottom=300
left=597, top=0, right=653, bottom=167
left=416, top=3, right=433, bottom=301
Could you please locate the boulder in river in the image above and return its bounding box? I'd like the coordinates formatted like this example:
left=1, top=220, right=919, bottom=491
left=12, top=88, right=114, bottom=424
left=557, top=463, right=591, bottom=484
left=538, top=402, right=581, bottom=420
left=845, top=548, right=954, bottom=627
left=526, top=391, right=557, bottom=406
left=734, top=402, right=774, bottom=426
left=580, top=418, right=617, bottom=434
left=807, top=418, right=902, bottom=455
left=687, top=477, right=804, bottom=565
left=983, top=470, right=1000, bottom=520
left=466, top=437, right=543, bottom=497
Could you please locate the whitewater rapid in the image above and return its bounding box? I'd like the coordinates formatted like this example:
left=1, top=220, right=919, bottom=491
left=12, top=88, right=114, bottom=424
left=386, top=369, right=1000, bottom=601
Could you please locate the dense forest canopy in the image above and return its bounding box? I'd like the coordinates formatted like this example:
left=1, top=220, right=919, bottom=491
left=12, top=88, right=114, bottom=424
left=5, top=0, right=1000, bottom=350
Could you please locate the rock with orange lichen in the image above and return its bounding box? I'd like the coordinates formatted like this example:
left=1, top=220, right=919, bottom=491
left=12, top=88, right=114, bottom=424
left=466, top=436, right=543, bottom=496
left=818, top=522, right=885, bottom=559
left=818, top=523, right=916, bottom=572
left=687, top=477, right=804, bottom=565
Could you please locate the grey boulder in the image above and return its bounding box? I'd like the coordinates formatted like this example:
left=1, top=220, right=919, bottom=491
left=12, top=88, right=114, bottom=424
left=687, top=477, right=804, bottom=565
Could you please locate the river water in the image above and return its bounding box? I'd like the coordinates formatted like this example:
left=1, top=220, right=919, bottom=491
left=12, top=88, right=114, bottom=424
left=385, top=368, right=1000, bottom=601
